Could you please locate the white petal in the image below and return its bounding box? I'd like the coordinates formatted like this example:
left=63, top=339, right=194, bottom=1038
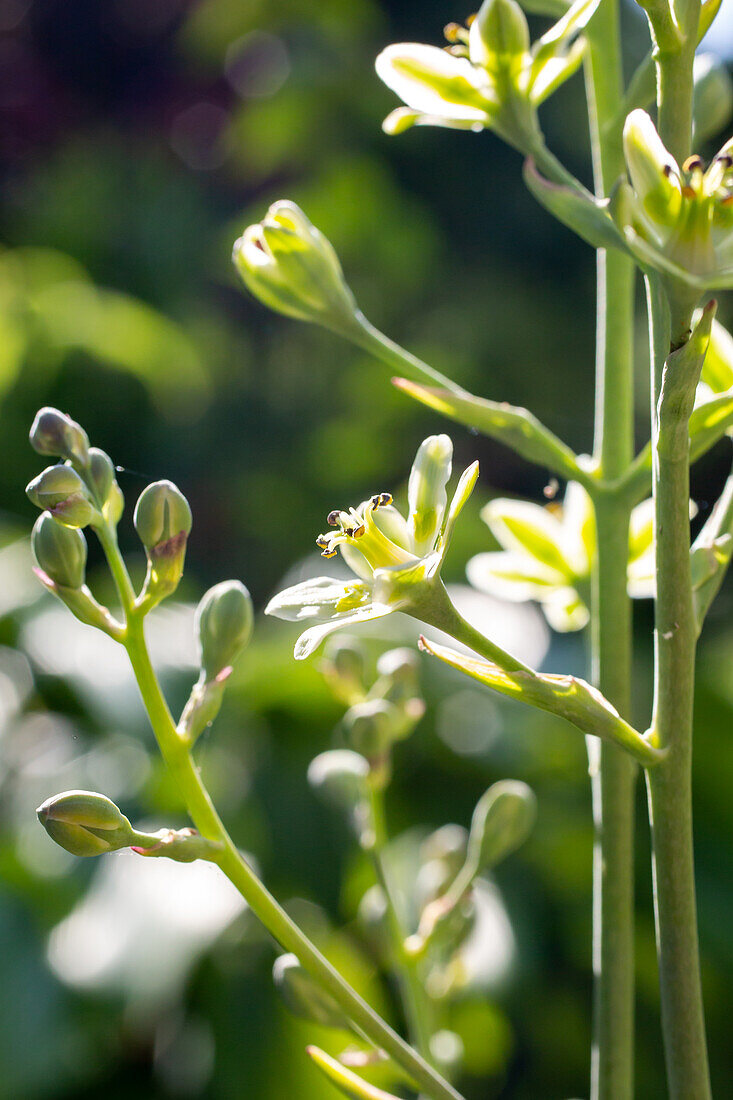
left=375, top=44, right=497, bottom=123
left=294, top=604, right=393, bottom=660
left=264, top=577, right=370, bottom=623
left=467, top=551, right=567, bottom=602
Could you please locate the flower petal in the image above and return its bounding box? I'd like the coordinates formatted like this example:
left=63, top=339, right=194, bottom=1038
left=482, top=497, right=577, bottom=578
left=439, top=461, right=480, bottom=559
left=294, top=604, right=393, bottom=660
left=467, top=550, right=567, bottom=601
left=408, top=433, right=453, bottom=555
left=375, top=43, right=498, bottom=123
left=541, top=587, right=589, bottom=632
left=265, top=577, right=370, bottom=623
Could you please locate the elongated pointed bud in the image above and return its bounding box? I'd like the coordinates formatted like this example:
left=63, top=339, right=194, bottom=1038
left=466, top=779, right=536, bottom=873
left=32, top=513, right=87, bottom=589
left=134, top=480, right=192, bottom=601
left=196, top=580, right=254, bottom=682
left=408, top=434, right=452, bottom=555
left=29, top=407, right=89, bottom=468
left=26, top=465, right=99, bottom=528
left=233, top=201, right=359, bottom=335
left=37, top=790, right=135, bottom=857
left=273, top=955, right=350, bottom=1030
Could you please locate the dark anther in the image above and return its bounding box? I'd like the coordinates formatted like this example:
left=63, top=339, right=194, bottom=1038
left=326, top=510, right=341, bottom=526
left=372, top=492, right=392, bottom=508
left=682, top=155, right=704, bottom=173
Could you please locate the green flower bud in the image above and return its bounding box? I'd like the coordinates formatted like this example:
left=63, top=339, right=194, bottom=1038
left=31, top=513, right=87, bottom=589
left=87, top=447, right=114, bottom=503
left=321, top=636, right=367, bottom=704
left=342, top=698, right=404, bottom=761
left=693, top=53, right=733, bottom=146
left=134, top=480, right=192, bottom=599
left=273, top=954, right=350, bottom=1030
left=307, top=750, right=369, bottom=810
left=26, top=465, right=98, bottom=528
left=466, top=779, right=536, bottom=873
left=196, top=580, right=254, bottom=682
left=86, top=449, right=125, bottom=525
left=37, top=790, right=134, bottom=857
left=29, top=407, right=89, bottom=467
left=233, top=200, right=359, bottom=335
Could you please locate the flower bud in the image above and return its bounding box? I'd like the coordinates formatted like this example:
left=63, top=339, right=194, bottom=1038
left=233, top=200, right=359, bottom=335
left=321, top=636, right=367, bottom=704
left=466, top=779, right=536, bottom=873
left=342, top=698, right=404, bottom=762
left=134, top=480, right=192, bottom=599
left=307, top=750, right=369, bottom=810
left=693, top=53, right=733, bottom=145
left=87, top=448, right=115, bottom=502
left=31, top=513, right=87, bottom=589
left=196, top=580, right=254, bottom=682
left=273, top=954, right=350, bottom=1030
left=29, top=407, right=89, bottom=467
left=26, top=465, right=98, bottom=528
left=36, top=790, right=134, bottom=857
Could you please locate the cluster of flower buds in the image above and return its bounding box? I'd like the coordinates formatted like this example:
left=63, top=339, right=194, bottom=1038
left=27, top=409, right=126, bottom=636
left=375, top=0, right=600, bottom=152
left=178, top=580, right=254, bottom=744
left=36, top=790, right=222, bottom=863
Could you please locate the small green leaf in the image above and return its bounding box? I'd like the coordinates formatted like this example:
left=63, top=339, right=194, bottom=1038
left=523, top=159, right=624, bottom=250
left=307, top=1046, right=403, bottom=1100
left=466, top=780, right=536, bottom=873
left=418, top=635, right=664, bottom=766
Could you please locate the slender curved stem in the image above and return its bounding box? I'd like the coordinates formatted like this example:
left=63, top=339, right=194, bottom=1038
left=366, top=780, right=436, bottom=1065
left=96, top=522, right=465, bottom=1100
left=584, top=3, right=637, bottom=1096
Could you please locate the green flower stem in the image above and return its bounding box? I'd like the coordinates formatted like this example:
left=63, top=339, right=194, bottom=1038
left=584, top=3, right=637, bottom=1097
left=645, top=28, right=711, bottom=1098
left=351, top=313, right=463, bottom=395
left=366, top=779, right=436, bottom=1067
left=95, top=523, right=464, bottom=1100
left=645, top=282, right=711, bottom=1099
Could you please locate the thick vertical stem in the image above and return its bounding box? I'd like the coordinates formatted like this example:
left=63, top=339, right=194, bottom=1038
left=645, top=284, right=711, bottom=1099
left=645, top=19, right=711, bottom=1095
left=585, top=3, right=637, bottom=1096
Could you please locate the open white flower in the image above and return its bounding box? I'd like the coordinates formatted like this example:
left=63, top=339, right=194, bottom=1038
left=376, top=0, right=600, bottom=151
left=265, top=435, right=478, bottom=658
left=467, top=483, right=656, bottom=632
left=613, top=109, right=733, bottom=291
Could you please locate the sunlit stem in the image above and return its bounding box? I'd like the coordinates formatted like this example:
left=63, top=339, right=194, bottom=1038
left=365, top=777, right=437, bottom=1067
left=95, top=519, right=465, bottom=1100
left=584, top=2, right=637, bottom=1097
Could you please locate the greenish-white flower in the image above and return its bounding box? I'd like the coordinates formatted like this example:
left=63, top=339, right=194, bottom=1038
left=376, top=0, right=600, bottom=151
left=232, top=200, right=358, bottom=334
left=265, top=435, right=478, bottom=658
left=613, top=108, right=733, bottom=291
left=467, top=482, right=656, bottom=632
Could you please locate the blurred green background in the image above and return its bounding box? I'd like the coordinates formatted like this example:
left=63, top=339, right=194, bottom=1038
left=1, top=1, right=732, bottom=1097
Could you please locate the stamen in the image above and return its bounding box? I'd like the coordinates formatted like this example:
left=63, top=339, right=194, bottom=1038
left=444, top=22, right=462, bottom=41
left=716, top=154, right=733, bottom=170
left=321, top=548, right=338, bottom=558
left=316, top=535, right=331, bottom=550
left=326, top=510, right=341, bottom=526
left=683, top=155, right=704, bottom=173
left=371, top=492, right=393, bottom=509
left=351, top=523, right=365, bottom=539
